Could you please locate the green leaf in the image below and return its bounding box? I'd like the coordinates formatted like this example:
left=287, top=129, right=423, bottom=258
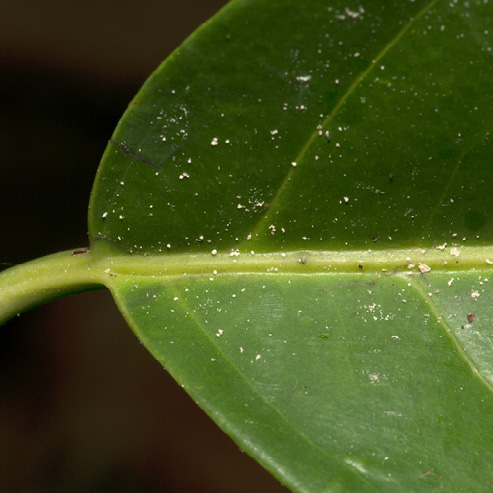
left=2, top=0, right=493, bottom=491
left=91, top=0, right=493, bottom=490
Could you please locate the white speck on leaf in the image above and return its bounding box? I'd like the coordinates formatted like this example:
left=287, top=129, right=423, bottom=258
left=418, top=263, right=431, bottom=274
left=450, top=247, right=460, bottom=257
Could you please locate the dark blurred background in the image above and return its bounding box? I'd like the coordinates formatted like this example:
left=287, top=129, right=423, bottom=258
left=0, top=1, right=286, bottom=491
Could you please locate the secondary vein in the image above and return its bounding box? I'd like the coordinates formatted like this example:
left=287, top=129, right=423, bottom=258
left=247, top=0, right=441, bottom=244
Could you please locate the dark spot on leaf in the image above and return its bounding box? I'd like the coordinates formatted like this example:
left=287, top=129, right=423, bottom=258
left=71, top=248, right=88, bottom=255
left=467, top=314, right=477, bottom=323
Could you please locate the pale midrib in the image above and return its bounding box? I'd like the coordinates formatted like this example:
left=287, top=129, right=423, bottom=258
left=101, top=246, right=493, bottom=277
left=246, top=0, right=442, bottom=244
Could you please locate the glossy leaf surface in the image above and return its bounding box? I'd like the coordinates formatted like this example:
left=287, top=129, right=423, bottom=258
left=87, top=0, right=493, bottom=490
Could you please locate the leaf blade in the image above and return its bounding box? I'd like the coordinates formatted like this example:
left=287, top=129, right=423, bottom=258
left=86, top=0, right=493, bottom=490
left=89, top=0, right=493, bottom=254
left=107, top=271, right=493, bottom=491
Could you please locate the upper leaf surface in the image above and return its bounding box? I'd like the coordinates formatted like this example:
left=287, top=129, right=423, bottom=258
left=84, top=1, right=493, bottom=491
left=89, top=0, right=493, bottom=255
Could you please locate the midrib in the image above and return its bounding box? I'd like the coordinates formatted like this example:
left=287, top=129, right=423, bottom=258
left=102, top=246, right=493, bottom=277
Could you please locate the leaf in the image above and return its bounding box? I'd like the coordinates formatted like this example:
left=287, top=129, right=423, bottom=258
left=87, top=0, right=493, bottom=490
left=3, top=0, right=493, bottom=491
